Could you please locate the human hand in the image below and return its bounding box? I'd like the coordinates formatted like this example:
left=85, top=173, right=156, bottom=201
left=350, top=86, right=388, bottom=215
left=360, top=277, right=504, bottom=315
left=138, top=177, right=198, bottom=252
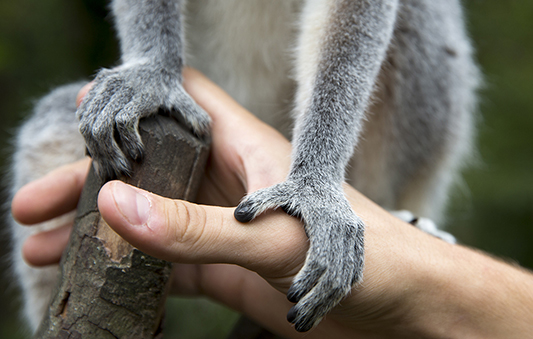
left=13, top=69, right=533, bottom=339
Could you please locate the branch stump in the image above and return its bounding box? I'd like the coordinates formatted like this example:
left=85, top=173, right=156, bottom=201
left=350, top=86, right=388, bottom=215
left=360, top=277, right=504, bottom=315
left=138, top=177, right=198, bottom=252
left=35, top=115, right=209, bottom=339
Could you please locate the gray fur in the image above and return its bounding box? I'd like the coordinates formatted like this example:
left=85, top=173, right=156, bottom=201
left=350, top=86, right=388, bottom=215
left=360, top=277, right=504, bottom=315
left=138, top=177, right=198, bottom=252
left=9, top=0, right=478, bottom=333
left=253, top=4, right=398, bottom=329
left=78, top=0, right=210, bottom=179
left=9, top=83, right=87, bottom=330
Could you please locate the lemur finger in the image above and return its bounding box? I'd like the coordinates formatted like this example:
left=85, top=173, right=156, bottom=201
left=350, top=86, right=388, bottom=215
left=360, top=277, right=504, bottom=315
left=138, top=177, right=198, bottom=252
left=287, top=221, right=363, bottom=304
left=87, top=109, right=131, bottom=179
left=79, top=74, right=122, bottom=112
left=89, top=143, right=131, bottom=179
left=170, top=89, right=211, bottom=137
left=289, top=243, right=362, bottom=332
left=97, top=92, right=135, bottom=151
left=115, top=99, right=148, bottom=162
left=286, top=208, right=364, bottom=328
left=286, top=251, right=327, bottom=303
left=92, top=68, right=113, bottom=83
left=89, top=136, right=131, bottom=179
left=287, top=275, right=350, bottom=332
left=77, top=78, right=123, bottom=136
left=234, top=184, right=290, bottom=223
left=289, top=277, right=347, bottom=331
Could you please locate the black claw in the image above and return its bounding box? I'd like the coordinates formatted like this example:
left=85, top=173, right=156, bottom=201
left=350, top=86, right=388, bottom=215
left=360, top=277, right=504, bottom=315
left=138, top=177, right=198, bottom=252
left=286, top=286, right=300, bottom=303
left=286, top=307, right=297, bottom=323
left=234, top=204, right=255, bottom=223
left=295, top=322, right=312, bottom=333
left=128, top=147, right=144, bottom=163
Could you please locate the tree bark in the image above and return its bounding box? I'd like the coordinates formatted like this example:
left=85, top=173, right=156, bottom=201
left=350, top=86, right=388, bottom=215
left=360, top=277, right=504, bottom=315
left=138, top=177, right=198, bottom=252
left=35, top=115, right=210, bottom=339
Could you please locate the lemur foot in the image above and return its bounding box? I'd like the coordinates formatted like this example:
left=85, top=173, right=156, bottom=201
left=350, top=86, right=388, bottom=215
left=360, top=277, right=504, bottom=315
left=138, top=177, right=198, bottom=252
left=77, top=63, right=210, bottom=179
left=235, top=180, right=365, bottom=332
left=392, top=210, right=457, bottom=244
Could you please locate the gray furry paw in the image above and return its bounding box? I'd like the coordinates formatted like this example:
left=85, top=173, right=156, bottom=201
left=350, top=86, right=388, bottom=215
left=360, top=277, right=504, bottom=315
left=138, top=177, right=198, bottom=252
left=77, top=62, right=210, bottom=179
left=235, top=180, right=365, bottom=332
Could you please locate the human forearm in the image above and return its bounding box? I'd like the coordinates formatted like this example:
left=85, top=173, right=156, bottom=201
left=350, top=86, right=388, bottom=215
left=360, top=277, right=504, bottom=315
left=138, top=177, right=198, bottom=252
left=342, top=184, right=533, bottom=338
left=412, top=242, right=533, bottom=338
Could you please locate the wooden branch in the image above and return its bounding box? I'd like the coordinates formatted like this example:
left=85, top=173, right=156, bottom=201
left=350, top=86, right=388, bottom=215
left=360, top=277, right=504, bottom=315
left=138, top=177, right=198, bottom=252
left=35, top=115, right=209, bottom=339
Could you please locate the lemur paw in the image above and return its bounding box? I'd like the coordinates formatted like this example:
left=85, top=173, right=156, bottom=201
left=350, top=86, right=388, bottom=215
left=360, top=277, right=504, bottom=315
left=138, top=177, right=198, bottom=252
left=77, top=63, right=210, bottom=179
left=235, top=180, right=365, bottom=332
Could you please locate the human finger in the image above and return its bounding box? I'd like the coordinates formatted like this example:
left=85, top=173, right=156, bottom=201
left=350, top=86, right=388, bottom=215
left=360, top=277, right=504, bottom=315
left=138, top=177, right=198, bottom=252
left=98, top=181, right=308, bottom=287
left=11, top=158, right=91, bottom=225
left=22, top=223, right=72, bottom=266
left=76, top=82, right=94, bottom=107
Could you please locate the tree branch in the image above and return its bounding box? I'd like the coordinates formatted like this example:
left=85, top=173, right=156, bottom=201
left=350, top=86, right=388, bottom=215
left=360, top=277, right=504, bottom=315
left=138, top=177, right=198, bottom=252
left=35, top=114, right=209, bottom=339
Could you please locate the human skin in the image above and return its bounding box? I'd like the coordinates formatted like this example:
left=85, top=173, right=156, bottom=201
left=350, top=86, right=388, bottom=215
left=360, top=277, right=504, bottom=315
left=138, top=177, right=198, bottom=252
left=12, top=69, right=533, bottom=338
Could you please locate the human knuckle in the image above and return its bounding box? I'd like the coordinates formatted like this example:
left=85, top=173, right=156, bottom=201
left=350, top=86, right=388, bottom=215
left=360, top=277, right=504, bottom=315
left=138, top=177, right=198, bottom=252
left=169, top=201, right=207, bottom=248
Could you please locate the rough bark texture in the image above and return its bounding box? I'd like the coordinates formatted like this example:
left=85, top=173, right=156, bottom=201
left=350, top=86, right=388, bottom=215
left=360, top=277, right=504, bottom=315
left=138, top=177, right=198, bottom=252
left=35, top=115, right=210, bottom=339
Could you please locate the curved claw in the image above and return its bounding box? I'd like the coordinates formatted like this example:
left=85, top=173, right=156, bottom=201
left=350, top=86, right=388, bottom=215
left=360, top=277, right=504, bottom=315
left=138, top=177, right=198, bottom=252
left=115, top=99, right=148, bottom=162
left=234, top=203, right=256, bottom=223
left=234, top=183, right=292, bottom=223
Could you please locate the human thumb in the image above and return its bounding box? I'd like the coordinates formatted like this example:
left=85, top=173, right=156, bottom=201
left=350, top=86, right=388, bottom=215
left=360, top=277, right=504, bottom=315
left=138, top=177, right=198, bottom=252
left=98, top=181, right=307, bottom=277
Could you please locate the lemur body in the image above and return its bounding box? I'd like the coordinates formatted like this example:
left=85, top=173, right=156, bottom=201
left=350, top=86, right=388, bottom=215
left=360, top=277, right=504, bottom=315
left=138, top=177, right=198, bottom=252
left=10, top=0, right=479, bottom=333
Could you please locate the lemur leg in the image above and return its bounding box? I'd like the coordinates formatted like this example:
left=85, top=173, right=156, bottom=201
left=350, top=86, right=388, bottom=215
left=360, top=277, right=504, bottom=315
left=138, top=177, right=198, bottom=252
left=9, top=83, right=87, bottom=332
left=235, top=0, right=400, bottom=332
left=78, top=0, right=210, bottom=180
left=346, top=0, right=478, bottom=239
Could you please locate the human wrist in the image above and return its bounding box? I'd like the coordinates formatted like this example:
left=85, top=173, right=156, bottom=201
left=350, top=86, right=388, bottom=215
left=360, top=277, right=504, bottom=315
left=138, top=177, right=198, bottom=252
left=396, top=227, right=533, bottom=338
left=343, top=185, right=533, bottom=338
left=411, top=245, right=533, bottom=338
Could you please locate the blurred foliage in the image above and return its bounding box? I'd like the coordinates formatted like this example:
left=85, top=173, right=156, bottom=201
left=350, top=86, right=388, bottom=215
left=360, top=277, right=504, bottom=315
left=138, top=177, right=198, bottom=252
left=447, top=0, right=533, bottom=267
left=0, top=0, right=532, bottom=338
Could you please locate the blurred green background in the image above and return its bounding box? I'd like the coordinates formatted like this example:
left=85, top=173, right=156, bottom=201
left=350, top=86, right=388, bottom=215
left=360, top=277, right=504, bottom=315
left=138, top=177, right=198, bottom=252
left=0, top=0, right=531, bottom=338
